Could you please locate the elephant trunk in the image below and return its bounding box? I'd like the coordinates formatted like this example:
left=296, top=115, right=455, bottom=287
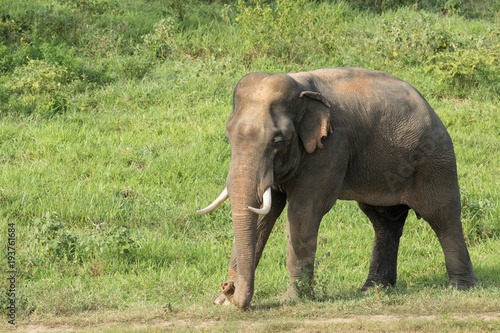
left=231, top=208, right=257, bottom=308
left=227, top=157, right=273, bottom=308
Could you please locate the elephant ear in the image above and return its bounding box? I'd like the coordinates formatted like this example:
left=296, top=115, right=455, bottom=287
left=298, top=91, right=333, bottom=154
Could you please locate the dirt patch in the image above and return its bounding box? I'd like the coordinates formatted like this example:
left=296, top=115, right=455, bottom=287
left=305, top=312, right=500, bottom=324
left=12, top=312, right=500, bottom=332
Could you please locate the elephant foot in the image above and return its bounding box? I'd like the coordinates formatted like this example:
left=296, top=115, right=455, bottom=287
left=282, top=286, right=299, bottom=301
left=360, top=279, right=392, bottom=292
left=213, top=281, right=235, bottom=306
left=448, top=277, right=477, bottom=290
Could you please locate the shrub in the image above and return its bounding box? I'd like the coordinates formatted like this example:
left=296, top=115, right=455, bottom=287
left=3, top=59, right=74, bottom=116
left=34, top=212, right=78, bottom=262
left=424, top=39, right=500, bottom=94
left=235, top=0, right=347, bottom=63
left=0, top=14, right=23, bottom=46
left=343, top=0, right=477, bottom=15
left=32, top=212, right=139, bottom=264
left=140, top=17, right=178, bottom=61
left=378, top=11, right=500, bottom=95
left=378, top=13, right=460, bottom=66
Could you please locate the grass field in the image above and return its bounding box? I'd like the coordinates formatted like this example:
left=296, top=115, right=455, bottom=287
left=1, top=0, right=499, bottom=331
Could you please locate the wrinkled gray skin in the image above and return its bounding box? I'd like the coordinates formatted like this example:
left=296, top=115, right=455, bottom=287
left=202, top=68, right=476, bottom=309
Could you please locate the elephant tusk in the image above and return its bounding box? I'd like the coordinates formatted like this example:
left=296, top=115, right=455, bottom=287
left=197, top=188, right=229, bottom=215
left=248, top=187, right=272, bottom=215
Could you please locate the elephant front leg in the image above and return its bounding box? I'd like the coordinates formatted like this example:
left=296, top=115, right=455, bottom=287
left=213, top=191, right=287, bottom=305
left=284, top=205, right=323, bottom=300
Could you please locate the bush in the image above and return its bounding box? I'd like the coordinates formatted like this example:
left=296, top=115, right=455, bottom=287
left=376, top=10, right=500, bottom=95
left=424, top=39, right=500, bottom=94
left=343, top=0, right=490, bottom=16
left=379, top=13, right=458, bottom=66
left=140, top=17, right=178, bottom=61
left=235, top=0, right=348, bottom=63
left=2, top=59, right=74, bottom=116
left=34, top=212, right=78, bottom=262
left=32, top=212, right=139, bottom=264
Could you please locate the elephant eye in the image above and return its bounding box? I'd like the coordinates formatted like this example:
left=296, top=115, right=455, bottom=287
left=272, top=136, right=285, bottom=148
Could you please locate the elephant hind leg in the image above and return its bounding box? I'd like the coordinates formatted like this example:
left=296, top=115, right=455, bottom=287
left=358, top=203, right=409, bottom=291
left=412, top=197, right=477, bottom=290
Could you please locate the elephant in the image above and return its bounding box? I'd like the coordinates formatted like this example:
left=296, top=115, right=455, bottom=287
left=197, top=67, right=477, bottom=309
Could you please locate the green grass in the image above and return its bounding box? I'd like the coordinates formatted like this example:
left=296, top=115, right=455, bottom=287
left=0, top=0, right=499, bottom=331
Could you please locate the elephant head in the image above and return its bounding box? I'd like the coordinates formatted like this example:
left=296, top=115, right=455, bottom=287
left=198, top=72, right=332, bottom=308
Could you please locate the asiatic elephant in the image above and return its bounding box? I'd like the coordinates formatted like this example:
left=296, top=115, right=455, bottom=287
left=197, top=67, right=477, bottom=308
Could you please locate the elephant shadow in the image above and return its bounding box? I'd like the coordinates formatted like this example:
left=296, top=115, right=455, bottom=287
left=251, top=262, right=499, bottom=310
left=471, top=263, right=500, bottom=287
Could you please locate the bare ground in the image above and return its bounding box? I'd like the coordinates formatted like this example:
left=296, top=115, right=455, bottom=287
left=8, top=311, right=500, bottom=332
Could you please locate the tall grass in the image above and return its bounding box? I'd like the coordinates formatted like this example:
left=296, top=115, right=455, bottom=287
left=0, top=0, right=499, bottom=328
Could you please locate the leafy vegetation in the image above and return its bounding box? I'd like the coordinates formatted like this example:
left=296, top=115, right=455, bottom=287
left=0, top=0, right=499, bottom=331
